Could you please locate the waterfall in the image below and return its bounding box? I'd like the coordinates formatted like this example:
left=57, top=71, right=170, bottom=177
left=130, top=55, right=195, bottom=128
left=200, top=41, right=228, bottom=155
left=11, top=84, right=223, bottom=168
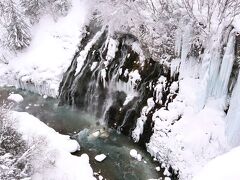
left=58, top=26, right=179, bottom=144
left=59, top=27, right=145, bottom=135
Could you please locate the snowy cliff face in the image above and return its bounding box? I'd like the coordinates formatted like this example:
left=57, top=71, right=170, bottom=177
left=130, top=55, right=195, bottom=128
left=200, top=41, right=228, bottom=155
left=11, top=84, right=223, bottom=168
left=59, top=25, right=179, bottom=147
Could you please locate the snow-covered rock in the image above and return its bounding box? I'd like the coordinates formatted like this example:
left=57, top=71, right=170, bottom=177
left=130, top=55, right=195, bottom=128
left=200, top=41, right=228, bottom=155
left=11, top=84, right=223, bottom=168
left=130, top=149, right=138, bottom=159
left=92, top=130, right=100, bottom=137
left=95, top=154, right=107, bottom=162
left=165, top=177, right=171, bottom=180
left=7, top=94, right=24, bottom=103
left=130, top=149, right=142, bottom=161
left=137, top=154, right=142, bottom=161
left=155, top=166, right=160, bottom=172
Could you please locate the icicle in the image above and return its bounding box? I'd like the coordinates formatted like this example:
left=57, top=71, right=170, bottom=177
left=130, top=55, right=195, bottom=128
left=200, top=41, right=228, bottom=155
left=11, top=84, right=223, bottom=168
left=179, top=23, right=193, bottom=79
left=174, top=27, right=182, bottom=57
left=225, top=72, right=240, bottom=147
left=212, top=33, right=235, bottom=98
left=196, top=37, right=222, bottom=110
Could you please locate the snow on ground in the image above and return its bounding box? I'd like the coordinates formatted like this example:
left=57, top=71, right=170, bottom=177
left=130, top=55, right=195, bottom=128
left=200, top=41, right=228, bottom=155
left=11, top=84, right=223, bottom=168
left=0, top=0, right=89, bottom=97
left=11, top=111, right=95, bottom=180
left=193, top=146, right=240, bottom=180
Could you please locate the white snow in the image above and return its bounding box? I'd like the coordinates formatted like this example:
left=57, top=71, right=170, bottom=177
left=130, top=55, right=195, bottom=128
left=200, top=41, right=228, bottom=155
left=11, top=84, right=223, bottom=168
left=130, top=149, right=138, bottom=159
left=164, top=177, right=171, bottom=180
left=92, top=130, right=101, bottom=138
left=98, top=175, right=103, bottom=180
left=226, top=71, right=240, bottom=147
left=147, top=74, right=228, bottom=179
left=10, top=111, right=95, bottom=180
left=94, top=154, right=107, bottom=162
left=7, top=93, right=24, bottom=103
left=193, top=146, right=240, bottom=180
left=0, top=0, right=89, bottom=97
left=154, top=76, right=167, bottom=104
left=123, top=94, right=136, bottom=106
left=132, top=98, right=155, bottom=143
left=131, top=42, right=145, bottom=64
left=129, top=70, right=141, bottom=87
left=0, top=1, right=239, bottom=180
left=75, top=28, right=105, bottom=75
left=137, top=154, right=142, bottom=161
left=155, top=166, right=160, bottom=172
left=130, top=149, right=142, bottom=161
left=106, top=38, right=118, bottom=61
left=91, top=62, right=99, bottom=71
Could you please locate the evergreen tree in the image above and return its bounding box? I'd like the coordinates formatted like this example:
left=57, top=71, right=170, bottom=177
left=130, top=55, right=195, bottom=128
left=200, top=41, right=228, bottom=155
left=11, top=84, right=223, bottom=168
left=20, top=0, right=44, bottom=24
left=3, top=0, right=31, bottom=50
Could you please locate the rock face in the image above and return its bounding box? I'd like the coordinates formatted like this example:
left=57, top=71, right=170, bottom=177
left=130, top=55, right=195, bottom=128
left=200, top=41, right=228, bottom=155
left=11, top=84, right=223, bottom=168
left=58, top=25, right=178, bottom=147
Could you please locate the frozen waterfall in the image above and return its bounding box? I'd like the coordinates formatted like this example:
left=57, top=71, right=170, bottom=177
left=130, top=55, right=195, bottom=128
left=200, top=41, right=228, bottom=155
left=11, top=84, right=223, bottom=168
left=212, top=33, right=235, bottom=98
left=226, top=72, right=240, bottom=147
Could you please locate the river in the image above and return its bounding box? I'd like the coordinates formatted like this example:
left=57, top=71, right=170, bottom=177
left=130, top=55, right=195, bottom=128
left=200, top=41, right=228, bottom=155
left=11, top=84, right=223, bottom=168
left=0, top=87, right=164, bottom=180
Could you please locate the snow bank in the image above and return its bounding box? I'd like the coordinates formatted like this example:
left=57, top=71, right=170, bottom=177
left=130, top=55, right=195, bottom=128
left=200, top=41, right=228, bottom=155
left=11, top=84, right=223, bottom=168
left=11, top=111, right=95, bottom=180
left=193, top=146, right=240, bottom=180
left=7, top=94, right=24, bottom=103
left=147, top=75, right=228, bottom=179
left=0, top=0, right=89, bottom=97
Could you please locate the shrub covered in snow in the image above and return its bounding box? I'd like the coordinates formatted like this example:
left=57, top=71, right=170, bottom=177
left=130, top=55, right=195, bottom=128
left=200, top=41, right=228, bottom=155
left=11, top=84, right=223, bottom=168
left=0, top=104, right=33, bottom=179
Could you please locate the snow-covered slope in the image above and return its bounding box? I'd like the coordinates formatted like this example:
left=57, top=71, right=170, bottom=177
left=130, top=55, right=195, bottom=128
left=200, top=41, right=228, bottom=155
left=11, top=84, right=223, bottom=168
left=0, top=0, right=89, bottom=97
left=11, top=111, right=95, bottom=180
left=193, top=146, right=240, bottom=180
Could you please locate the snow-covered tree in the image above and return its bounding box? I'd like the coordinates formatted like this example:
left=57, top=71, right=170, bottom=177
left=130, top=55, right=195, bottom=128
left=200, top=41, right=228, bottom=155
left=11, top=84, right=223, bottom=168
left=49, top=0, right=72, bottom=19
left=20, top=0, right=72, bottom=23
left=93, top=0, right=240, bottom=61
left=20, top=0, right=44, bottom=24
left=1, top=0, right=31, bottom=50
left=0, top=104, right=33, bottom=179
left=93, top=0, right=181, bottom=60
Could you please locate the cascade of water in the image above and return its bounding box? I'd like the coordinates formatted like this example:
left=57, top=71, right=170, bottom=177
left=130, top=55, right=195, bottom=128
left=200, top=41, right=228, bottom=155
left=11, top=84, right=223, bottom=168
left=59, top=29, right=145, bottom=134
left=59, top=25, right=179, bottom=146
